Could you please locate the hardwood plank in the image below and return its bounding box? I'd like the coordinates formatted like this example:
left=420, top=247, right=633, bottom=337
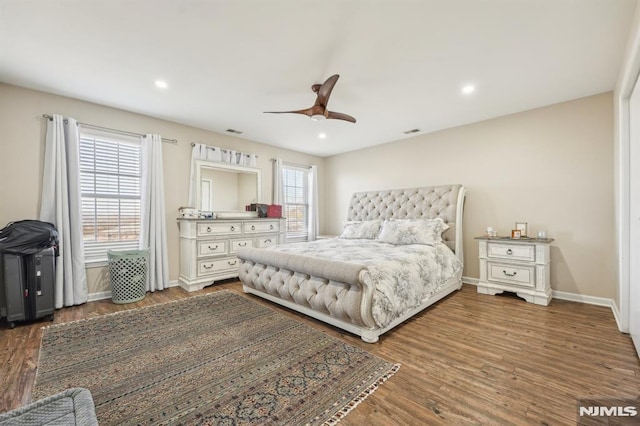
left=1, top=283, right=638, bottom=426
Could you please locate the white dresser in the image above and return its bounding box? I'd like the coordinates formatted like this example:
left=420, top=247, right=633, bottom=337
left=476, top=236, right=554, bottom=305
left=178, top=218, right=286, bottom=292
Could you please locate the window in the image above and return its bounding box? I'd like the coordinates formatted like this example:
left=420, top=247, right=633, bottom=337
left=282, top=165, right=310, bottom=242
left=79, top=130, right=142, bottom=262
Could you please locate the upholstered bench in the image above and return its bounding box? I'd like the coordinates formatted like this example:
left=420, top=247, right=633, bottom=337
left=0, top=388, right=98, bottom=426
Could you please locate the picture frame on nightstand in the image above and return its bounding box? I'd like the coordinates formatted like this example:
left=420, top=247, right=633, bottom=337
left=515, top=222, right=528, bottom=237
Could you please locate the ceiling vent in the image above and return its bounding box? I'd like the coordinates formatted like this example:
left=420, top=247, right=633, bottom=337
left=403, top=128, right=421, bottom=135
left=226, top=129, right=243, bottom=135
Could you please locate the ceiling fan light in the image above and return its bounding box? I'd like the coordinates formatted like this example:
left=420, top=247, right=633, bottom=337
left=310, top=114, right=326, bottom=121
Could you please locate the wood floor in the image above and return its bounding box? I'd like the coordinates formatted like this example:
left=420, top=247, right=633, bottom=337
left=1, top=282, right=638, bottom=425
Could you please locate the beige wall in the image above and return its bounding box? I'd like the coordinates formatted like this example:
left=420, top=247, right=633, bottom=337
left=0, top=83, right=615, bottom=299
left=0, top=83, right=325, bottom=294
left=324, top=92, right=615, bottom=299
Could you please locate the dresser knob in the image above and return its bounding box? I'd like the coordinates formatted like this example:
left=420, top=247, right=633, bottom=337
left=270, top=224, right=274, bottom=230
left=251, top=225, right=256, bottom=230
left=206, top=226, right=212, bottom=233
left=230, top=226, right=236, bottom=231
left=506, top=249, right=513, bottom=255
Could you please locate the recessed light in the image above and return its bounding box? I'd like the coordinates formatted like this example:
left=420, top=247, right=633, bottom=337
left=461, top=84, right=475, bottom=95
left=155, top=80, right=168, bottom=89
left=318, top=133, right=327, bottom=139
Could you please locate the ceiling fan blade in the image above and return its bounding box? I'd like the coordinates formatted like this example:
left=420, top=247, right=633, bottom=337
left=327, top=111, right=356, bottom=123
left=264, top=108, right=313, bottom=117
left=316, top=74, right=340, bottom=107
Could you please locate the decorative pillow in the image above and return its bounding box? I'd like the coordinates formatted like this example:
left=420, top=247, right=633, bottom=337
left=377, top=218, right=449, bottom=245
left=339, top=220, right=382, bottom=239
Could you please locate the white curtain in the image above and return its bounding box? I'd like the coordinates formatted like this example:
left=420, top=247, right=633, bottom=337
left=140, top=134, right=169, bottom=292
left=272, top=158, right=283, bottom=204
left=40, top=114, right=88, bottom=308
left=308, top=165, right=319, bottom=241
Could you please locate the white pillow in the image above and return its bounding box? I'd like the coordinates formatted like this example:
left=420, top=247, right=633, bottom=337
left=339, top=220, right=382, bottom=239
left=377, top=218, right=449, bottom=245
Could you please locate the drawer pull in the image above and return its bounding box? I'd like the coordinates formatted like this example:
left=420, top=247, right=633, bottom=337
left=228, top=260, right=237, bottom=266
left=238, top=242, right=247, bottom=247
left=203, top=263, right=214, bottom=270
left=264, top=239, right=272, bottom=244
left=270, top=224, right=274, bottom=230
left=251, top=225, right=256, bottom=230
left=208, top=244, right=219, bottom=250
left=206, top=226, right=212, bottom=233
left=506, top=249, right=513, bottom=255
left=503, top=270, right=517, bottom=277
left=230, top=226, right=236, bottom=231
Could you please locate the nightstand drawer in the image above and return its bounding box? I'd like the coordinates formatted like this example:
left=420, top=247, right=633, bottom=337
left=198, top=257, right=240, bottom=276
left=488, top=243, right=535, bottom=262
left=197, top=240, right=227, bottom=257
left=488, top=263, right=535, bottom=288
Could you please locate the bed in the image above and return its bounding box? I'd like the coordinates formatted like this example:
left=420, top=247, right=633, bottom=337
left=237, top=184, right=466, bottom=343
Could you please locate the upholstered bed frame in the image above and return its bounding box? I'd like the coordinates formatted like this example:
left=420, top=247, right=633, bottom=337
left=238, top=184, right=466, bottom=343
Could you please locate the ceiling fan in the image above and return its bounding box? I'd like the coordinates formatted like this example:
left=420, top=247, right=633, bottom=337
left=265, top=74, right=356, bottom=123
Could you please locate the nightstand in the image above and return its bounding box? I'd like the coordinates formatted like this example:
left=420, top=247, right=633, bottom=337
left=475, top=236, right=554, bottom=306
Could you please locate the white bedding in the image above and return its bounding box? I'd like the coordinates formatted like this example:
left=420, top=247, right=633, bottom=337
left=262, top=238, right=462, bottom=328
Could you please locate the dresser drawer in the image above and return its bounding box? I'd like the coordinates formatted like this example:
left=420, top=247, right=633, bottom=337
left=487, top=243, right=535, bottom=262
left=488, top=262, right=535, bottom=288
left=244, top=221, right=279, bottom=234
left=197, top=240, right=227, bottom=257
left=256, top=236, right=277, bottom=248
left=198, top=257, right=240, bottom=276
left=197, top=222, right=241, bottom=237
left=230, top=239, right=253, bottom=253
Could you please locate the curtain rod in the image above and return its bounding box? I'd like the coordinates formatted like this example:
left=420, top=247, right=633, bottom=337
left=42, top=114, right=178, bottom=144
left=271, top=158, right=312, bottom=170
left=190, top=142, right=259, bottom=157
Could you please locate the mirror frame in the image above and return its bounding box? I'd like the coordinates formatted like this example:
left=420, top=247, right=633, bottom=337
left=194, top=160, right=262, bottom=213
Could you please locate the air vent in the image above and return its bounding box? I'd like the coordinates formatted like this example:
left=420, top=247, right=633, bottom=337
left=403, top=128, right=421, bottom=135
left=226, top=129, right=243, bottom=135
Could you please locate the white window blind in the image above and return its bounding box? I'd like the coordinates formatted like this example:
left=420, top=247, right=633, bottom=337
left=79, top=130, right=142, bottom=262
left=282, top=165, right=309, bottom=242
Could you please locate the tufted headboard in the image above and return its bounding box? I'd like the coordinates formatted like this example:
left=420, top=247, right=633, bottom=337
left=346, top=184, right=466, bottom=260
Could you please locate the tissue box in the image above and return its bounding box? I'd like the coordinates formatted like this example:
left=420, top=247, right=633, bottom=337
left=267, top=204, right=282, bottom=218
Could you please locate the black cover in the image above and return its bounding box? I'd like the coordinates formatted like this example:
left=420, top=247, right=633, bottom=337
left=0, top=220, right=59, bottom=255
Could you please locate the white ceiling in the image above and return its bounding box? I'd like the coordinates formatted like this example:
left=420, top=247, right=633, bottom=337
left=0, top=0, right=635, bottom=157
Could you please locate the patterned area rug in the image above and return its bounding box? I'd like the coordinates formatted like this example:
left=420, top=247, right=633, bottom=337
left=33, top=291, right=399, bottom=425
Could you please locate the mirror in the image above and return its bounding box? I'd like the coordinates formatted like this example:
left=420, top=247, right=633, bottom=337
left=194, top=160, right=262, bottom=216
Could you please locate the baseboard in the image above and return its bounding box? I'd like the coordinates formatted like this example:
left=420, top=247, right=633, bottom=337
left=611, top=301, right=624, bottom=333
left=462, top=276, right=478, bottom=285
left=87, top=291, right=111, bottom=302
left=87, top=280, right=179, bottom=302
left=551, top=290, right=613, bottom=307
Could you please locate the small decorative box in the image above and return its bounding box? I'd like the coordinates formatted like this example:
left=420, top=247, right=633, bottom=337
left=267, top=204, right=282, bottom=218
